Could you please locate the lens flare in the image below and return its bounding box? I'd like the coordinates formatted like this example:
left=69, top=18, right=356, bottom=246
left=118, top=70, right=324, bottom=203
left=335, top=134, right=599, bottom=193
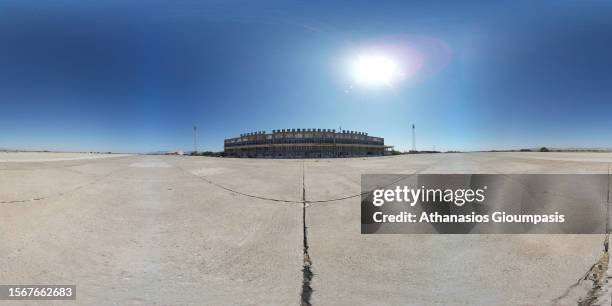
left=344, top=35, right=452, bottom=90
left=351, top=55, right=401, bottom=87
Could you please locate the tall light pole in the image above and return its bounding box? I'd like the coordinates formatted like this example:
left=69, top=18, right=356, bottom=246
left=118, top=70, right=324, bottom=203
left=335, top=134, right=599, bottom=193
left=411, top=124, right=416, bottom=152
left=193, top=126, right=198, bottom=153
left=336, top=125, right=342, bottom=158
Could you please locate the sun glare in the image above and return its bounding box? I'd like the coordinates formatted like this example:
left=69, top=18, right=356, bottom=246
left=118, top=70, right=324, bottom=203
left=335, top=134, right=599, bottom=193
left=351, top=55, right=400, bottom=87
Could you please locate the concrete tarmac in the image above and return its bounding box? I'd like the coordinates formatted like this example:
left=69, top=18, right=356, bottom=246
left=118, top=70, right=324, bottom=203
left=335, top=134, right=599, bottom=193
left=1, top=152, right=611, bottom=305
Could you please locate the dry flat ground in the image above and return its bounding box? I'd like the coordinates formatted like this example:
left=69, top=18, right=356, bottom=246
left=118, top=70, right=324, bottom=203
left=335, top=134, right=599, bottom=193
left=1, top=152, right=612, bottom=305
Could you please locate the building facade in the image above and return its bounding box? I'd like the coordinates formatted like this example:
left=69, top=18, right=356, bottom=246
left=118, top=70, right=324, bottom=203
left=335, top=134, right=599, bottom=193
left=224, top=129, right=389, bottom=158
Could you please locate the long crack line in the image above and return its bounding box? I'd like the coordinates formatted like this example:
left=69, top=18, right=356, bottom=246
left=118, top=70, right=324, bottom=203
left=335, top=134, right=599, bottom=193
left=552, top=163, right=612, bottom=305
left=0, top=166, right=128, bottom=204
left=301, top=160, right=313, bottom=306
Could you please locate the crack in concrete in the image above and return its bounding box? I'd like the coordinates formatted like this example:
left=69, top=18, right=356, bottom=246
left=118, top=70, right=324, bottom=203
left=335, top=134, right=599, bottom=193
left=553, top=163, right=612, bottom=305
left=301, top=161, right=314, bottom=306
left=0, top=167, right=127, bottom=204
left=173, top=162, right=302, bottom=204
left=174, top=157, right=445, bottom=205
left=552, top=249, right=610, bottom=305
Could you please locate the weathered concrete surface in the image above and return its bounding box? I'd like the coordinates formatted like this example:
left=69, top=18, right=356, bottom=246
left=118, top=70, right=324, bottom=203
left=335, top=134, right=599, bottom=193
left=304, top=153, right=611, bottom=305
left=0, top=152, right=132, bottom=162
left=1, top=152, right=611, bottom=305
left=0, top=155, right=302, bottom=305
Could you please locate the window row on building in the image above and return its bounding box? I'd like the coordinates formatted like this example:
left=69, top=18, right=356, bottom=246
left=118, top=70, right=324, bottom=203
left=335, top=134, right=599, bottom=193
left=224, top=129, right=389, bottom=158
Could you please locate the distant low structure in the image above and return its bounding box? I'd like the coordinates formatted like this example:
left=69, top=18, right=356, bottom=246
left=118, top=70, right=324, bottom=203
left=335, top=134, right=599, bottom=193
left=166, top=150, right=184, bottom=156
left=224, top=129, right=391, bottom=158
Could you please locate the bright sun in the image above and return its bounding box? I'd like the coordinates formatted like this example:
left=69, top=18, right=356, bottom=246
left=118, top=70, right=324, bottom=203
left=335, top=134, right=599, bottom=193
left=351, top=55, right=400, bottom=87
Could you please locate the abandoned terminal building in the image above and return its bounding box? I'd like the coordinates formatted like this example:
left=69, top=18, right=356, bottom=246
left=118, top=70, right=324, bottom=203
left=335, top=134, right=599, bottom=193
left=224, top=129, right=390, bottom=158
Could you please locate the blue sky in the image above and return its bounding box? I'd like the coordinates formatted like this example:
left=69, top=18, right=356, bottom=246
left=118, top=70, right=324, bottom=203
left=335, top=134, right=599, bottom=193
left=1, top=0, right=612, bottom=153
